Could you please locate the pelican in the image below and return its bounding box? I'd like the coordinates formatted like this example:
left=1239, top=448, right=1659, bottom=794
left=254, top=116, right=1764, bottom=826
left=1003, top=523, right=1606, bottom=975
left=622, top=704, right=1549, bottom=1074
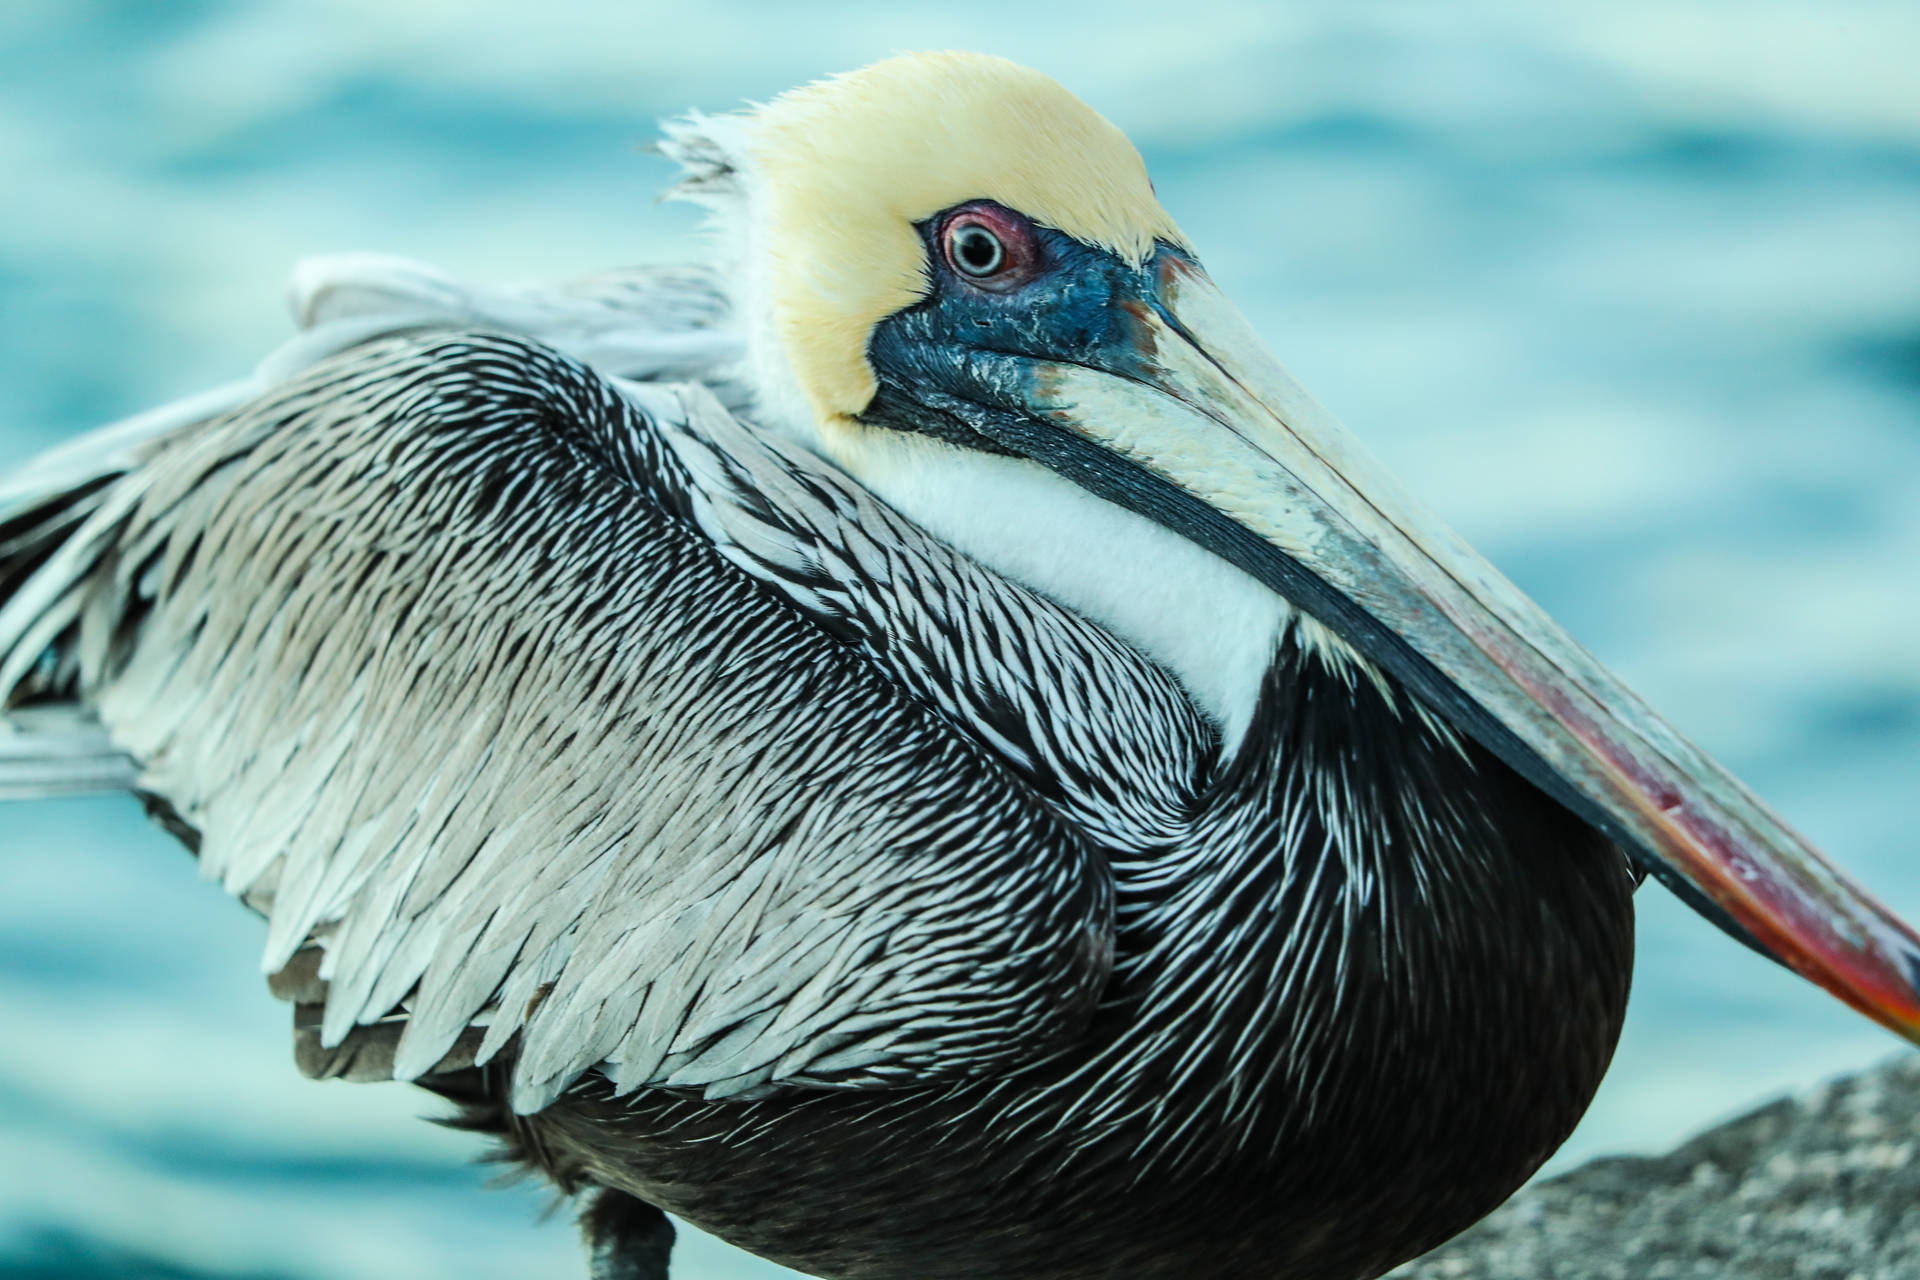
left=1, top=52, right=1915, bottom=1280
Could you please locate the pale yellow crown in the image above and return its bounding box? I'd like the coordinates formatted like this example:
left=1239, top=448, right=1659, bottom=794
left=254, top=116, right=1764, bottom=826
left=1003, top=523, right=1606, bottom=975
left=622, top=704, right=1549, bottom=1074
left=736, top=52, right=1188, bottom=426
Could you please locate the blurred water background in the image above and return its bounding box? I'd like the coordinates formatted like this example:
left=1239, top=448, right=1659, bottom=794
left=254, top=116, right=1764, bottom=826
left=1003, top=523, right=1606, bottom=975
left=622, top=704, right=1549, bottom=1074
left=1, top=2, right=1916, bottom=1277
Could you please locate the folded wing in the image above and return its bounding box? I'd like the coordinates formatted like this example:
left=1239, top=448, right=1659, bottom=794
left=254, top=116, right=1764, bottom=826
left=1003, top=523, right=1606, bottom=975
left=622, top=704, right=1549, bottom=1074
left=0, top=322, right=1113, bottom=1114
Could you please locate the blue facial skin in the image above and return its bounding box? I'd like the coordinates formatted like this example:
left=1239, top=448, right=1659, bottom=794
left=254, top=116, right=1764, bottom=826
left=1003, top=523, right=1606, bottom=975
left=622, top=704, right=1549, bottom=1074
left=857, top=209, right=1769, bottom=960
left=862, top=210, right=1178, bottom=453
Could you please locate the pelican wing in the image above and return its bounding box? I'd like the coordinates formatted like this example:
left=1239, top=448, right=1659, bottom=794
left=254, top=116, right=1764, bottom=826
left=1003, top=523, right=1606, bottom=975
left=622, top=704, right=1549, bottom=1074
left=0, top=325, right=1112, bottom=1114
left=663, top=398, right=1214, bottom=854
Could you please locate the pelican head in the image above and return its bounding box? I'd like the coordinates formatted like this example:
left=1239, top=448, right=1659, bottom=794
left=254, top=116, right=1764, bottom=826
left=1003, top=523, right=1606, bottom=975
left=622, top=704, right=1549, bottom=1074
left=663, top=52, right=1920, bottom=1046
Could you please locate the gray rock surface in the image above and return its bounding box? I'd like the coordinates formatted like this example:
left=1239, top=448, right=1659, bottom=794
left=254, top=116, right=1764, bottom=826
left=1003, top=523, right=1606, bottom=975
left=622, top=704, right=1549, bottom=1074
left=1393, top=1053, right=1920, bottom=1279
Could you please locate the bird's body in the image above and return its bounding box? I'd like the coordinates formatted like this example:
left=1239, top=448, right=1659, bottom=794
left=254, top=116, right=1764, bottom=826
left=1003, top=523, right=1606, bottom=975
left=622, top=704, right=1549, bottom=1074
left=1, top=52, right=1914, bottom=1280
left=488, top=643, right=1630, bottom=1280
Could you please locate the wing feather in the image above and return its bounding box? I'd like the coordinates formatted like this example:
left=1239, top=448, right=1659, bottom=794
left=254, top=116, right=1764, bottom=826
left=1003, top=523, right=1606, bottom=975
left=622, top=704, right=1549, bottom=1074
left=0, top=330, right=1112, bottom=1113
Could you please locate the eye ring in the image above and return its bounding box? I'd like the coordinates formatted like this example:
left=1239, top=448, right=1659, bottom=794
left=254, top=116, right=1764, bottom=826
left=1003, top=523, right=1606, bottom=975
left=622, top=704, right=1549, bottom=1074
left=947, top=222, right=1006, bottom=278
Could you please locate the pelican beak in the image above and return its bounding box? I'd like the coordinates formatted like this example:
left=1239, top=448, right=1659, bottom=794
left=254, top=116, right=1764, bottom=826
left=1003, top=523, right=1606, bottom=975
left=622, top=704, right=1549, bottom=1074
left=1000, top=250, right=1920, bottom=1043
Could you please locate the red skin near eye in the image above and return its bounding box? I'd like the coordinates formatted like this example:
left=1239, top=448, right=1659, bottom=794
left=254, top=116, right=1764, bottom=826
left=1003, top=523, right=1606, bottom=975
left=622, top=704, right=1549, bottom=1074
left=938, top=203, right=1041, bottom=291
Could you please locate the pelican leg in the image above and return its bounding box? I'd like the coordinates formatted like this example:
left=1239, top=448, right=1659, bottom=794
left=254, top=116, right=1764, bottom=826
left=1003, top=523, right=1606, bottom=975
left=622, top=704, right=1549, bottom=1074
left=581, top=1188, right=676, bottom=1280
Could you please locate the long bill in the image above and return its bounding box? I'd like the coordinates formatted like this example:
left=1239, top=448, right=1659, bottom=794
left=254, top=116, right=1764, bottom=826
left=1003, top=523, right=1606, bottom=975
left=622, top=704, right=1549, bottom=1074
left=993, top=251, right=1920, bottom=1043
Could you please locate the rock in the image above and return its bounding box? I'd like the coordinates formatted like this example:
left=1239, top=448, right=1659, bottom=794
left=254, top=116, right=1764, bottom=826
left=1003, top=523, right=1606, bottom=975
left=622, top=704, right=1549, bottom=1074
left=1392, top=1053, right=1920, bottom=1279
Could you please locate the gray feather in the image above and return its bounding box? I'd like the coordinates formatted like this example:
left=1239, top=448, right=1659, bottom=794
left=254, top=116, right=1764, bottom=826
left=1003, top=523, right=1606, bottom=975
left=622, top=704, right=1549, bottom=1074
left=0, top=323, right=1115, bottom=1115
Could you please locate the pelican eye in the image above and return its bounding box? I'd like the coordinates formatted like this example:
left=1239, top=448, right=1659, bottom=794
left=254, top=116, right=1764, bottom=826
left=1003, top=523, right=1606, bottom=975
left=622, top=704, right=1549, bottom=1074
left=948, top=224, right=1005, bottom=277
left=936, top=205, right=1037, bottom=290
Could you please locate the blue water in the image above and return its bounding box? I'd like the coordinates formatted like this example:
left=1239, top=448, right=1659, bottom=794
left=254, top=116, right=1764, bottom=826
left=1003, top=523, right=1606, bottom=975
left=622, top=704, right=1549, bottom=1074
left=1, top=3, right=1916, bottom=1277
